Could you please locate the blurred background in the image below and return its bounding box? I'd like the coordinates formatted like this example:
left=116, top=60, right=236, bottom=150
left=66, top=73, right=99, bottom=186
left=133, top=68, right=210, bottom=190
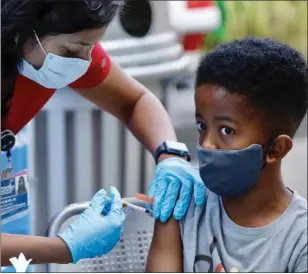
left=0, top=1, right=306, bottom=273
left=24, top=0, right=306, bottom=242
left=0, top=1, right=304, bottom=272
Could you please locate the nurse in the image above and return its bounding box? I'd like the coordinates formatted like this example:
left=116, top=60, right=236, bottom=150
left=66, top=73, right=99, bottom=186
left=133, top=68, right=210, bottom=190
left=1, top=0, right=206, bottom=266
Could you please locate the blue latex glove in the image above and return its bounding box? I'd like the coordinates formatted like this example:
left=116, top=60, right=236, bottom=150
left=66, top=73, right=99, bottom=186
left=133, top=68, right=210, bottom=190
left=58, top=186, right=125, bottom=263
left=148, top=157, right=206, bottom=223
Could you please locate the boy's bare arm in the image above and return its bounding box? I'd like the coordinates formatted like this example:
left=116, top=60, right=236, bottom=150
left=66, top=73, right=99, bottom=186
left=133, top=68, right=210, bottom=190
left=146, top=217, right=183, bottom=272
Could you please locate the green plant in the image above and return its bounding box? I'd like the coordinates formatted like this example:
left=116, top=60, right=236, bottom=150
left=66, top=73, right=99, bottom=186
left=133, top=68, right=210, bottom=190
left=204, top=1, right=307, bottom=57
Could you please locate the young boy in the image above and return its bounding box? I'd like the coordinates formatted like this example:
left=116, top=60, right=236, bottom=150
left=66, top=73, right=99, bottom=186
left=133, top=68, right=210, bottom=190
left=146, top=37, right=307, bottom=273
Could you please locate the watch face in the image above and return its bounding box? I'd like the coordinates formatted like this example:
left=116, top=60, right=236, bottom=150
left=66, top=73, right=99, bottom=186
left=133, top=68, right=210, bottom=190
left=165, top=140, right=188, bottom=151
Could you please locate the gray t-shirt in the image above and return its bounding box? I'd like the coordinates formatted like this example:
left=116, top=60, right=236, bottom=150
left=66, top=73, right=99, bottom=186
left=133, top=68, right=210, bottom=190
left=180, top=189, right=307, bottom=272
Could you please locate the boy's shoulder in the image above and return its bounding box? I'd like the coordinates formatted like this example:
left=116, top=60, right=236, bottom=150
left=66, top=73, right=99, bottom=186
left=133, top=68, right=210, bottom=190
left=181, top=188, right=307, bottom=223
left=287, top=191, right=307, bottom=240
left=285, top=190, right=307, bottom=240
left=179, top=189, right=307, bottom=245
left=291, top=189, right=307, bottom=208
left=179, top=189, right=307, bottom=272
left=287, top=190, right=307, bottom=227
left=179, top=188, right=216, bottom=230
left=285, top=191, right=307, bottom=272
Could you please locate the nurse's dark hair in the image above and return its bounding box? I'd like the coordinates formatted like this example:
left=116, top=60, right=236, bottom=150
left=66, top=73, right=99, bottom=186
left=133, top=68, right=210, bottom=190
left=196, top=37, right=308, bottom=138
left=1, top=0, right=121, bottom=92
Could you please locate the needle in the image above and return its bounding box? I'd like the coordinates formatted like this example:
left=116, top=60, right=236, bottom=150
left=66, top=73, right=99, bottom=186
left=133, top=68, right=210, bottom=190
left=101, top=197, right=153, bottom=217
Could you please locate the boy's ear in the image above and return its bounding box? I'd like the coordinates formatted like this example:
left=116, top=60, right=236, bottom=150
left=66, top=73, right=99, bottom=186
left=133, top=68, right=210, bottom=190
left=265, top=134, right=293, bottom=164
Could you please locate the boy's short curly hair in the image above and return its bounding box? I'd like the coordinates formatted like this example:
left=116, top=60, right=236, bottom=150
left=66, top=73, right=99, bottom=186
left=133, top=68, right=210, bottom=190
left=196, top=37, right=307, bottom=137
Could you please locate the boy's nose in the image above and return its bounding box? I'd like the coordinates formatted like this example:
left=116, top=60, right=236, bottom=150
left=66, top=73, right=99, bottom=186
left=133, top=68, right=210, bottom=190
left=200, top=137, right=217, bottom=150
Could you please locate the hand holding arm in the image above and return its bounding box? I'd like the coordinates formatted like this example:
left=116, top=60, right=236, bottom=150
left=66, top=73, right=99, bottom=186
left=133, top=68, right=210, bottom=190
left=149, top=158, right=206, bottom=222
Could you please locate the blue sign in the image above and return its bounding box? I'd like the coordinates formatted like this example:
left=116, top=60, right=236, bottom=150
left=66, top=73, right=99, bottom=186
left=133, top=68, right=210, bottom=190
left=1, top=127, right=31, bottom=272
left=1, top=177, right=29, bottom=214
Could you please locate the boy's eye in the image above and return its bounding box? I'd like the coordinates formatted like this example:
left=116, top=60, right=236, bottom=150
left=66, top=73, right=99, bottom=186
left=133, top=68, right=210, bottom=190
left=220, top=127, right=234, bottom=136
left=196, top=121, right=207, bottom=131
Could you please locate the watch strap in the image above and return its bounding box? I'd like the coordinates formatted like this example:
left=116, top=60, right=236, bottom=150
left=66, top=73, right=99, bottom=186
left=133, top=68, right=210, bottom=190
left=154, top=141, right=190, bottom=164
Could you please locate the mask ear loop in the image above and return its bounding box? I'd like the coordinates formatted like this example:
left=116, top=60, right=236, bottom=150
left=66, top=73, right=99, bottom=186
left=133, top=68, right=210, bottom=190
left=33, top=30, right=47, bottom=55
left=261, top=132, right=283, bottom=169
left=262, top=142, right=274, bottom=170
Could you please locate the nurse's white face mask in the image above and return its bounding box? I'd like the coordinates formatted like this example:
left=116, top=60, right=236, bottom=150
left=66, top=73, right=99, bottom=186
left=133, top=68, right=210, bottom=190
left=19, top=30, right=92, bottom=89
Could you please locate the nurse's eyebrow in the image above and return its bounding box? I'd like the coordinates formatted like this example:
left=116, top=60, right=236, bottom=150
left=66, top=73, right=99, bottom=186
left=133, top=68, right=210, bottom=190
left=79, top=41, right=93, bottom=46
left=71, top=40, right=93, bottom=46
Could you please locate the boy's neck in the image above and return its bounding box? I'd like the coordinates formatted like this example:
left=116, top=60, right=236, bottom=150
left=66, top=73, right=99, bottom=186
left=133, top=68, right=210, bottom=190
left=222, top=163, right=293, bottom=228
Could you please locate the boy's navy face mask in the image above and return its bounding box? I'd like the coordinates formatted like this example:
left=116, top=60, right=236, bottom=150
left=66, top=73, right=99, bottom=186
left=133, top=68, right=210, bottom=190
left=197, top=141, right=274, bottom=197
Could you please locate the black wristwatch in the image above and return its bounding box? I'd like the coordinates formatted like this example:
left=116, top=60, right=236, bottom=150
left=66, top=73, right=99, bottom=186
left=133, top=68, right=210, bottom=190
left=154, top=140, right=191, bottom=164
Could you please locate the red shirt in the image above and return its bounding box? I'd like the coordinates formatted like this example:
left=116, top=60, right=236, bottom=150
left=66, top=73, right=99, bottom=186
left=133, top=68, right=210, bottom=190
left=2, top=43, right=111, bottom=135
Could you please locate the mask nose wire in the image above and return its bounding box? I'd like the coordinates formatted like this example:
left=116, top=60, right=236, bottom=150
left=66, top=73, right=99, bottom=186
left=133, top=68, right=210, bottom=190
left=33, top=30, right=47, bottom=55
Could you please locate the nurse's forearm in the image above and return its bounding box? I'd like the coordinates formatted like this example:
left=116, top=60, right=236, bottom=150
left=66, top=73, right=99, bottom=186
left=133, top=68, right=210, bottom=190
left=127, top=91, right=177, bottom=156
left=1, top=233, right=72, bottom=266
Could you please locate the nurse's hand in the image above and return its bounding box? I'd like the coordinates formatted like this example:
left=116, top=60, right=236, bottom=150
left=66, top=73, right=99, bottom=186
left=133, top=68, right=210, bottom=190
left=58, top=187, right=125, bottom=264
left=148, top=157, right=206, bottom=223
